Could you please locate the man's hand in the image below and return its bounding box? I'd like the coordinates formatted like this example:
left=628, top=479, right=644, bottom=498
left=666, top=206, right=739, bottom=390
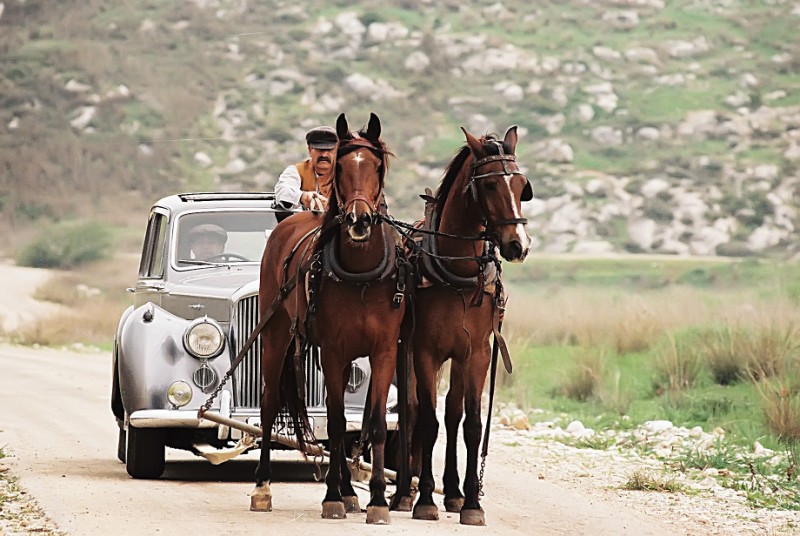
left=300, top=191, right=329, bottom=212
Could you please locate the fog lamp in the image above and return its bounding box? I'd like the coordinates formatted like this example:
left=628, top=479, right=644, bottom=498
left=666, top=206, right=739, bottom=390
left=167, top=381, right=193, bottom=408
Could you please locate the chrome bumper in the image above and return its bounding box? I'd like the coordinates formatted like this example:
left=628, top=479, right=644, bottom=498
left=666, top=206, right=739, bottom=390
left=128, top=408, right=398, bottom=441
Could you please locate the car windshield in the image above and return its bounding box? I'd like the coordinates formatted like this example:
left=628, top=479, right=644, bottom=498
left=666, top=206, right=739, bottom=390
left=175, top=210, right=278, bottom=267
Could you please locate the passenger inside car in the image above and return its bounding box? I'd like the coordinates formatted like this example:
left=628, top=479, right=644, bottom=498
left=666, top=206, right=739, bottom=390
left=188, top=223, right=227, bottom=260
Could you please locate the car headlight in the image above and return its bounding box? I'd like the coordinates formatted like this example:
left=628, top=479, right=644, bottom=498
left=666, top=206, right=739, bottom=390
left=167, top=381, right=193, bottom=408
left=184, top=317, right=225, bottom=358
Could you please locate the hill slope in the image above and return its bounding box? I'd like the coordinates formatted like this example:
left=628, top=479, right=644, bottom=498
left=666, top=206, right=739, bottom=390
left=1, top=0, right=799, bottom=257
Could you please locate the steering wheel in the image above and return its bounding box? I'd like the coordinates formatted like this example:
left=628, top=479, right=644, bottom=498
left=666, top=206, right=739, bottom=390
left=205, top=253, right=249, bottom=262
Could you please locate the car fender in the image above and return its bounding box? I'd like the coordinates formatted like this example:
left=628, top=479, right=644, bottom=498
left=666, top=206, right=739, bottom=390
left=118, top=302, right=232, bottom=414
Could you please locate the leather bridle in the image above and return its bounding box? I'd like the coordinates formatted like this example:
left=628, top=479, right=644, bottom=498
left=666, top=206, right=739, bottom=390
left=334, top=137, right=386, bottom=221
left=465, top=141, right=532, bottom=227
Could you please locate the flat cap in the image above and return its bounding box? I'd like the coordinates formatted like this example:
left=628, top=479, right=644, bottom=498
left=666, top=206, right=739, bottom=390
left=305, top=126, right=337, bottom=150
left=188, top=223, right=227, bottom=243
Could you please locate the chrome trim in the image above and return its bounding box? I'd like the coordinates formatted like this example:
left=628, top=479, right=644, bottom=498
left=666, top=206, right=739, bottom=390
left=232, top=295, right=326, bottom=409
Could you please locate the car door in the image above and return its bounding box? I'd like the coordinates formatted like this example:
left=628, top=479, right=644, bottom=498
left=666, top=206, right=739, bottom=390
left=135, top=208, right=170, bottom=308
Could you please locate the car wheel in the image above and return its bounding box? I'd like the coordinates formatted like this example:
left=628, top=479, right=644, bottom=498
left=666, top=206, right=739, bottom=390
left=126, top=426, right=165, bottom=479
left=117, top=424, right=127, bottom=463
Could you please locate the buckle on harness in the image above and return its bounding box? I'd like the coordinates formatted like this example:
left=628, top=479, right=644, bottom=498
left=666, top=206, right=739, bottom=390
left=392, top=292, right=404, bottom=307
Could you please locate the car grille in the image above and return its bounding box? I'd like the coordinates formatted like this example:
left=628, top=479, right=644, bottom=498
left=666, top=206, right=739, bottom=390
left=233, top=295, right=326, bottom=409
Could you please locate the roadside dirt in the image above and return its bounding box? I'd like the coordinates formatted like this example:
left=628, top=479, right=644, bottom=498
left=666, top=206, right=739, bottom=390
left=0, top=261, right=797, bottom=535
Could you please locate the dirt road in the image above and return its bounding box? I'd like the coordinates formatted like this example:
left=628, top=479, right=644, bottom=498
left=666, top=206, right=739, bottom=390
left=0, top=344, right=681, bottom=535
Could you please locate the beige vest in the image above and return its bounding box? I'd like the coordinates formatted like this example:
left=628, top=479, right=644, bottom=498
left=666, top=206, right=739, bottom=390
left=296, top=160, right=333, bottom=200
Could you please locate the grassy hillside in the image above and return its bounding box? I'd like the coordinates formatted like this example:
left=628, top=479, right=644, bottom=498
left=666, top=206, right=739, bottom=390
left=2, top=0, right=799, bottom=257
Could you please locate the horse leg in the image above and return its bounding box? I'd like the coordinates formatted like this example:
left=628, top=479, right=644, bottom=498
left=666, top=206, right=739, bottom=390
left=338, top=366, right=360, bottom=514
left=459, top=355, right=491, bottom=526
left=443, top=361, right=465, bottom=513
left=252, top=316, right=292, bottom=512
left=321, top=353, right=347, bottom=519
left=411, top=350, right=440, bottom=521
left=364, top=347, right=395, bottom=524
left=390, top=366, right=417, bottom=512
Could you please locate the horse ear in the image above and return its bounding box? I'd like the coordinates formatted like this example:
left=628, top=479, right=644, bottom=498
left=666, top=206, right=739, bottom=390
left=461, top=126, right=483, bottom=156
left=504, top=125, right=518, bottom=154
left=336, top=113, right=349, bottom=140
left=366, top=112, right=381, bottom=141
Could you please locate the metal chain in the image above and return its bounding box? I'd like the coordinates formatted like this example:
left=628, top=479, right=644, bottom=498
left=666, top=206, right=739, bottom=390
left=478, top=455, right=487, bottom=497
left=199, top=368, right=234, bottom=416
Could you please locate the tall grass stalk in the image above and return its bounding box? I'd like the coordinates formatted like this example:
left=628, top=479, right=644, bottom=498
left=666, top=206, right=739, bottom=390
left=653, top=334, right=701, bottom=394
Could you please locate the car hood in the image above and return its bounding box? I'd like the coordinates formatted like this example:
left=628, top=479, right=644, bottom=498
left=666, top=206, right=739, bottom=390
left=169, top=266, right=260, bottom=299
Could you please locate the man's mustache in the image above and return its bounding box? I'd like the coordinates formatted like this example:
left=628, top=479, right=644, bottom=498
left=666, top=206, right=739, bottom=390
left=316, top=156, right=332, bottom=163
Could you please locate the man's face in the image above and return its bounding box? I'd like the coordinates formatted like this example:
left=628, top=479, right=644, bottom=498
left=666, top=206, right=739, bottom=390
left=191, top=235, right=225, bottom=260
left=309, top=146, right=335, bottom=175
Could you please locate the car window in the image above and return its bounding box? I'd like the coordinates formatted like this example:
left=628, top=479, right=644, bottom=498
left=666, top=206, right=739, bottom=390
left=139, top=211, right=168, bottom=278
left=175, top=210, right=278, bottom=267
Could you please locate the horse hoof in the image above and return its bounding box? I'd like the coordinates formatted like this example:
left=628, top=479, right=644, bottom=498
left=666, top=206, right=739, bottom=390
left=393, top=496, right=413, bottom=512
left=321, top=501, right=347, bottom=519
left=460, top=508, right=485, bottom=526
left=412, top=504, right=439, bottom=521
left=366, top=505, right=390, bottom=524
left=444, top=497, right=464, bottom=513
left=250, top=494, right=272, bottom=512
left=343, top=495, right=361, bottom=513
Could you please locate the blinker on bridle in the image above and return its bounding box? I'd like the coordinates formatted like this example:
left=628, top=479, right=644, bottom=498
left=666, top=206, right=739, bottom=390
left=333, top=137, right=386, bottom=218
left=464, top=140, right=532, bottom=227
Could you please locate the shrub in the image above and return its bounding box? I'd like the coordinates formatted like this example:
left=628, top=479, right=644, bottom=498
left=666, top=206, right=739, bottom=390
left=698, top=325, right=747, bottom=385
left=17, top=221, right=114, bottom=269
left=744, top=325, right=798, bottom=381
left=754, top=378, right=800, bottom=465
left=653, top=334, right=701, bottom=394
left=559, top=347, right=606, bottom=402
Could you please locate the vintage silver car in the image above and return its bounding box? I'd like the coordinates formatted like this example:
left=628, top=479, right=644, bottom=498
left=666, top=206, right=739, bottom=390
left=111, top=192, right=398, bottom=479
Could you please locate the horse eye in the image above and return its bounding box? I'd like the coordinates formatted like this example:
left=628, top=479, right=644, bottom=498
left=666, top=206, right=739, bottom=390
left=483, top=181, right=498, bottom=191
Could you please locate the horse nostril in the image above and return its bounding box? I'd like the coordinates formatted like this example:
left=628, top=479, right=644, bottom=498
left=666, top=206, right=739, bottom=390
left=508, top=240, right=523, bottom=260
left=360, top=213, right=372, bottom=228
left=345, top=212, right=357, bottom=226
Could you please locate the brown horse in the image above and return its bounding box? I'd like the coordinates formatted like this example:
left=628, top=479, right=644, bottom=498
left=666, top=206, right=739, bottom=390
left=405, top=126, right=531, bottom=525
left=251, top=113, right=407, bottom=524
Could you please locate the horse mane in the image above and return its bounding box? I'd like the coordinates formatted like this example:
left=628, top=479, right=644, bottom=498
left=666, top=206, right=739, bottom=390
left=435, top=133, right=510, bottom=214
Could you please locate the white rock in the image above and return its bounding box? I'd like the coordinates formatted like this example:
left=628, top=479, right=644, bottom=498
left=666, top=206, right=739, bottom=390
left=591, top=126, right=623, bottom=147
left=575, top=104, right=595, bottom=123
left=404, top=50, right=430, bottom=73
left=194, top=152, right=212, bottom=168
left=139, top=19, right=156, bottom=33
left=636, top=126, right=661, bottom=141
left=334, top=11, right=366, bottom=37
left=70, top=106, right=96, bottom=130
left=739, top=73, right=759, bottom=89
left=628, top=218, right=656, bottom=249
left=625, top=47, right=659, bottom=64
left=593, top=46, right=623, bottom=62
left=367, top=21, right=409, bottom=43
left=221, top=158, right=246, bottom=175
left=566, top=420, right=586, bottom=434
left=0, top=3, right=4, bottom=22
left=644, top=420, right=674, bottom=433
left=64, top=79, right=92, bottom=93
left=8, top=116, right=19, bottom=130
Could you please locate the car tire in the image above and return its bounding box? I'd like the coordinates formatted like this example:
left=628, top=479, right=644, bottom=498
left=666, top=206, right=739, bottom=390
left=126, top=426, right=165, bottom=479
left=117, top=425, right=127, bottom=463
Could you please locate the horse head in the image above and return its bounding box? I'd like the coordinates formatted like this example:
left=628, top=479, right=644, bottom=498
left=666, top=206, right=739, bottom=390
left=332, top=112, right=388, bottom=242
left=461, top=126, right=532, bottom=262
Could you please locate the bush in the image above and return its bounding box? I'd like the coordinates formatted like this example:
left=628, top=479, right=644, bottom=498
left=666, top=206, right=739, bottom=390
left=17, top=221, right=114, bottom=269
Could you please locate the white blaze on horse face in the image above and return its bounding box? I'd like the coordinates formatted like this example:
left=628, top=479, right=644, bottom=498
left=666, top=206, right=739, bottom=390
left=504, top=173, right=531, bottom=251
left=353, top=151, right=365, bottom=167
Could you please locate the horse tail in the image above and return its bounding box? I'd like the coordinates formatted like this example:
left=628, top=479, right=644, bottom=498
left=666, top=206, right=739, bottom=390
left=277, top=336, right=316, bottom=452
